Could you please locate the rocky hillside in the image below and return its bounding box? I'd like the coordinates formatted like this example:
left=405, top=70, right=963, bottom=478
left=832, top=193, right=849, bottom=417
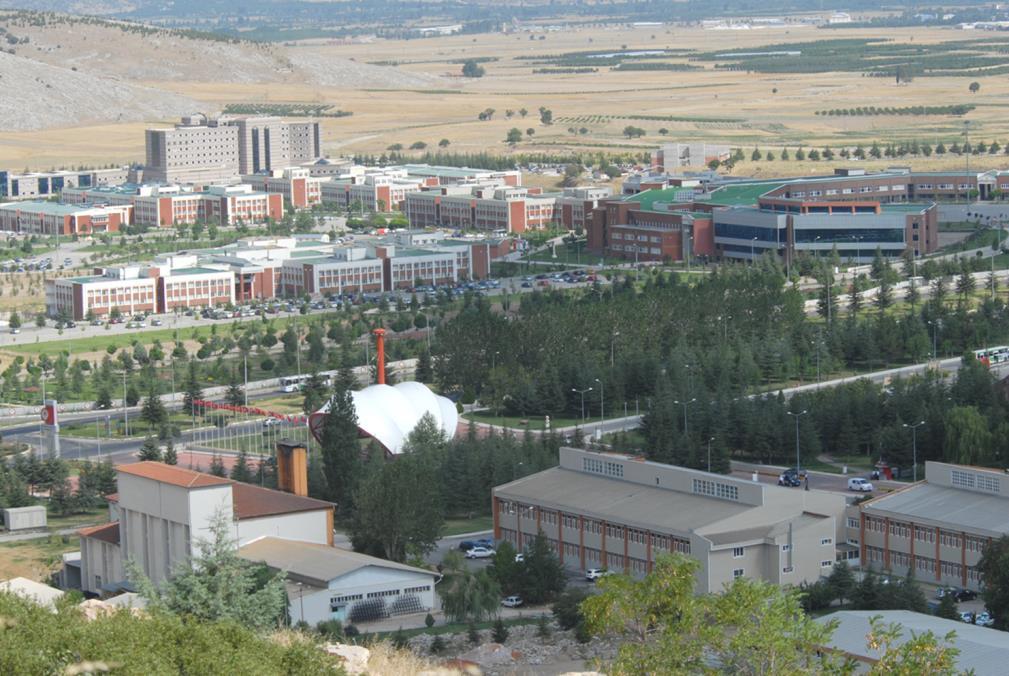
left=0, top=11, right=447, bottom=131
left=0, top=50, right=202, bottom=130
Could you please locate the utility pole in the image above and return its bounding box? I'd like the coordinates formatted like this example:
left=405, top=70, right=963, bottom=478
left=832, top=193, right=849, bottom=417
left=707, top=436, right=715, bottom=473
left=673, top=398, right=697, bottom=439
left=594, top=378, right=605, bottom=422
left=903, top=420, right=926, bottom=483
left=122, top=370, right=129, bottom=437
left=572, top=387, right=593, bottom=423
left=787, top=409, right=809, bottom=474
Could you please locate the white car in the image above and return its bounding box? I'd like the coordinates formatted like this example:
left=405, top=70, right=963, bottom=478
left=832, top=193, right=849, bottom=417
left=263, top=417, right=280, bottom=427
left=501, top=595, right=523, bottom=608
left=515, top=553, right=525, bottom=563
left=848, top=477, right=874, bottom=492
left=465, top=546, right=495, bottom=559
left=975, top=612, right=995, bottom=627
left=960, top=611, right=975, bottom=624
left=585, top=568, right=612, bottom=582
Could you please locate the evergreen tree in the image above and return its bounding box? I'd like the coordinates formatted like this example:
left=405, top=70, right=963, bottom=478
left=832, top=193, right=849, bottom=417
left=163, top=438, right=178, bottom=465
left=95, top=385, right=113, bottom=410
left=415, top=350, right=433, bottom=383
left=138, top=437, right=162, bottom=462
left=492, top=617, right=509, bottom=643
left=182, top=360, right=203, bottom=415
left=936, top=591, right=959, bottom=620
left=140, top=385, right=167, bottom=428
left=225, top=368, right=245, bottom=407
left=522, top=531, right=567, bottom=604
left=320, top=387, right=361, bottom=513
left=230, top=451, right=253, bottom=483
left=209, top=454, right=226, bottom=477
left=302, top=371, right=328, bottom=415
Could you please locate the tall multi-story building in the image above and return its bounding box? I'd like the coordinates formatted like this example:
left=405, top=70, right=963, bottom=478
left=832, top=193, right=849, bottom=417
left=494, top=448, right=848, bottom=593
left=240, top=167, right=322, bottom=209
left=652, top=142, right=732, bottom=171
left=145, top=115, right=321, bottom=185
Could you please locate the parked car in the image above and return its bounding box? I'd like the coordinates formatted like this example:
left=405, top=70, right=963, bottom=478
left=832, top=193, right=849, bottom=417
left=954, top=588, right=978, bottom=602
left=960, top=611, right=975, bottom=624
left=515, top=553, right=525, bottom=563
left=464, top=546, right=495, bottom=559
left=501, top=595, right=523, bottom=608
left=8, top=327, right=18, bottom=335
left=848, top=477, right=874, bottom=492
left=262, top=418, right=280, bottom=428
left=935, top=586, right=957, bottom=599
left=90, top=319, right=103, bottom=326
left=474, top=538, right=495, bottom=549
left=151, top=318, right=163, bottom=326
left=585, top=568, right=612, bottom=582
left=975, top=611, right=995, bottom=627
left=778, top=472, right=802, bottom=487
left=457, top=540, right=477, bottom=552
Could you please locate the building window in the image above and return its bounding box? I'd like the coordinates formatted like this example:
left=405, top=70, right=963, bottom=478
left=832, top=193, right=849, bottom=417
left=821, top=560, right=833, bottom=568
left=732, top=547, right=745, bottom=558
left=847, top=518, right=859, bottom=529
left=733, top=569, right=744, bottom=579
left=781, top=544, right=791, bottom=552
left=782, top=566, right=794, bottom=574
left=821, top=538, right=833, bottom=546
left=692, top=478, right=739, bottom=501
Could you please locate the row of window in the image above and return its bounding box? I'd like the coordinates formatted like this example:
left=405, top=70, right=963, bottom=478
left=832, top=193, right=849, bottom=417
left=692, top=478, right=739, bottom=501
left=951, top=469, right=1001, bottom=493
left=582, top=457, right=624, bottom=478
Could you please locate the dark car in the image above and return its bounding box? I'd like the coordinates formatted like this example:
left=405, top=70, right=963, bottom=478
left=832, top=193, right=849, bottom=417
left=474, top=538, right=495, bottom=549
left=955, top=588, right=978, bottom=602
left=778, top=472, right=802, bottom=487
left=458, top=540, right=477, bottom=551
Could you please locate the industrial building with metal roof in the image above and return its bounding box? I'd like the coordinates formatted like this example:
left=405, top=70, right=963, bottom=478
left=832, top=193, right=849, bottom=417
left=854, top=461, right=1009, bottom=591
left=493, top=447, right=849, bottom=593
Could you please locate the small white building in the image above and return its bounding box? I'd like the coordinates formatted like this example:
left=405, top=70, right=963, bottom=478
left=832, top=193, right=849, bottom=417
left=3, top=505, right=47, bottom=531
left=239, top=536, right=439, bottom=626
left=0, top=577, right=64, bottom=610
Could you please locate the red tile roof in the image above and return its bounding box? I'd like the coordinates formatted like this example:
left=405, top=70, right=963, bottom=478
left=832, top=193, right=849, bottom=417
left=78, top=522, right=120, bottom=545
left=116, top=462, right=231, bottom=489
left=232, top=482, right=333, bottom=519
left=114, top=461, right=333, bottom=520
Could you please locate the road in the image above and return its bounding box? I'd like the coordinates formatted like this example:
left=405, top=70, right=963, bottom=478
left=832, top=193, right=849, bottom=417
left=728, top=461, right=903, bottom=496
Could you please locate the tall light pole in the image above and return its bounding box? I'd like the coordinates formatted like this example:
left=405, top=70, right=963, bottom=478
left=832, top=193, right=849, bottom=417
left=572, top=387, right=593, bottom=423
left=243, top=352, right=249, bottom=406
left=903, top=420, right=926, bottom=483
left=594, top=378, right=605, bottom=422
left=673, top=398, right=697, bottom=439
left=787, top=409, right=808, bottom=475
left=610, top=331, right=620, bottom=368
left=707, top=436, right=715, bottom=473
left=122, top=370, right=129, bottom=437
left=928, top=319, right=939, bottom=360
left=750, top=236, right=758, bottom=264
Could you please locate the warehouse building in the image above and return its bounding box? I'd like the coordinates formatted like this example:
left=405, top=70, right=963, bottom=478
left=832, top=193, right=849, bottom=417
left=853, top=461, right=1009, bottom=591
left=493, top=448, right=848, bottom=593
left=0, top=201, right=132, bottom=236
left=240, top=537, right=438, bottom=626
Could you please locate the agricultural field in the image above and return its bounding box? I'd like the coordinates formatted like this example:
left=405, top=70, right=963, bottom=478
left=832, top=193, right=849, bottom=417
left=6, top=21, right=1009, bottom=175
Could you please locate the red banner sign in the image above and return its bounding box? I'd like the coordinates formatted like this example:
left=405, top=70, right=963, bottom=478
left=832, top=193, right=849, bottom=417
left=193, top=399, right=307, bottom=425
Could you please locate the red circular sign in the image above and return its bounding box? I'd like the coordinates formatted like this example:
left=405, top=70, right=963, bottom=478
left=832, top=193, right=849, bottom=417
left=40, top=407, right=52, bottom=425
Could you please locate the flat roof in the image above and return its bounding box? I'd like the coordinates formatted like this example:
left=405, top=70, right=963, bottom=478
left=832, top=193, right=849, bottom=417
left=0, top=201, right=88, bottom=215
left=170, top=267, right=225, bottom=276
left=497, top=466, right=750, bottom=535
left=239, top=537, right=435, bottom=587
left=815, top=610, right=1009, bottom=674
left=880, top=203, right=932, bottom=213
left=708, top=182, right=786, bottom=206
left=620, top=187, right=698, bottom=211
left=865, top=482, right=1009, bottom=536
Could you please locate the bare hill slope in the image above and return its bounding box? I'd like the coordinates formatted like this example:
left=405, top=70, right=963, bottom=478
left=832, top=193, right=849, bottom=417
left=0, top=50, right=202, bottom=130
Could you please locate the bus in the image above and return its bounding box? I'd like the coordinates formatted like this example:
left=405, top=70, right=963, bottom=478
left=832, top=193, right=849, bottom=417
left=974, top=346, right=1009, bottom=368
left=280, top=375, right=312, bottom=393
left=279, top=373, right=335, bottom=392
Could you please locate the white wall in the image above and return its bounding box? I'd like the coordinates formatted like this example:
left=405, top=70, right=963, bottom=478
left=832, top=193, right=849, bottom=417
left=235, top=510, right=329, bottom=547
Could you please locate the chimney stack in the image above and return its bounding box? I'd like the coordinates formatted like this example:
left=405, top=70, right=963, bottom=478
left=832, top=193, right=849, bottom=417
left=275, top=440, right=308, bottom=497
left=372, top=328, right=386, bottom=385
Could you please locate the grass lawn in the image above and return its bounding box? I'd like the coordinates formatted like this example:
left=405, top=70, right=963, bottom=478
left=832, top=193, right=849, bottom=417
left=441, top=515, right=493, bottom=537
left=463, top=410, right=630, bottom=430
left=46, top=508, right=107, bottom=531
left=528, top=247, right=626, bottom=267
left=0, top=534, right=80, bottom=580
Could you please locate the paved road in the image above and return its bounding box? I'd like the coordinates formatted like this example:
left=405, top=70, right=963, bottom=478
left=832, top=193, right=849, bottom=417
left=729, top=461, right=903, bottom=497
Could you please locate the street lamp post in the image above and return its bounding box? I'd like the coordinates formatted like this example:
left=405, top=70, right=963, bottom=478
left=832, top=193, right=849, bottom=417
left=707, top=436, right=715, bottom=473
left=750, top=236, right=758, bottom=263
left=122, top=370, right=129, bottom=437
left=610, top=331, right=620, bottom=368
left=572, top=387, right=593, bottom=423
left=594, top=378, right=605, bottom=422
left=673, top=398, right=697, bottom=439
left=903, top=420, right=926, bottom=483
left=787, top=409, right=809, bottom=475
left=928, top=320, right=939, bottom=360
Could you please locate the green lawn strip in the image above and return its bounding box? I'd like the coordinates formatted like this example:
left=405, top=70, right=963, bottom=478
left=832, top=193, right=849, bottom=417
left=463, top=410, right=627, bottom=430
left=441, top=515, right=494, bottom=537
left=46, top=509, right=107, bottom=531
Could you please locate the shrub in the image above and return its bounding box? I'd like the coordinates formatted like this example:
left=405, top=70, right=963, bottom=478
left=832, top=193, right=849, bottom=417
left=552, top=588, right=588, bottom=630
left=424, top=613, right=435, bottom=628
left=316, top=619, right=343, bottom=639
left=491, top=617, right=509, bottom=643
left=430, top=635, right=446, bottom=654
left=467, top=622, right=481, bottom=645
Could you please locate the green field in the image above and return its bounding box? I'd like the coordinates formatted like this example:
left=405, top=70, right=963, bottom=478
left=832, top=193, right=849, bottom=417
left=441, top=515, right=494, bottom=537
left=464, top=409, right=632, bottom=430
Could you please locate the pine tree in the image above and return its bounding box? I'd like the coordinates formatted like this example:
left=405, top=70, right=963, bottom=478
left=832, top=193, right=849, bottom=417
left=140, top=384, right=167, bottom=428
left=415, top=350, right=433, bottom=383
left=95, top=385, right=113, bottom=410
left=183, top=360, right=203, bottom=415
left=320, top=387, right=360, bottom=512
left=230, top=451, right=253, bottom=483
left=225, top=368, right=245, bottom=407
left=492, top=617, right=509, bottom=643
left=301, top=371, right=328, bottom=415
left=138, top=437, right=162, bottom=462
left=209, top=454, right=226, bottom=477
left=163, top=438, right=178, bottom=465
